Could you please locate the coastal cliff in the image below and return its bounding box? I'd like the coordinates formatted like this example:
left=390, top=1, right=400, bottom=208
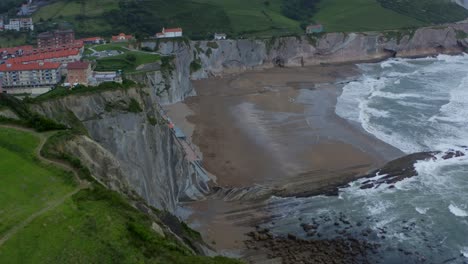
left=27, top=21, right=468, bottom=219
left=31, top=88, right=211, bottom=213
left=139, top=22, right=468, bottom=104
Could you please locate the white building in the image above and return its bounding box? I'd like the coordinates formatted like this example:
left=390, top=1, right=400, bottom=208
left=91, top=71, right=123, bottom=85
left=214, top=33, right=226, bottom=40
left=0, top=62, right=62, bottom=94
left=156, top=28, right=183, bottom=38
left=4, top=18, right=34, bottom=31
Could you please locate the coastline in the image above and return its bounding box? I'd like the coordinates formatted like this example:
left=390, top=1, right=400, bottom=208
left=164, top=63, right=404, bottom=258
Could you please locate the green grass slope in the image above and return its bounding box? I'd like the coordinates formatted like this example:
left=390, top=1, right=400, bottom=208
left=33, top=0, right=301, bottom=38
left=0, top=186, right=240, bottom=264
left=192, top=0, right=302, bottom=36
left=94, top=51, right=161, bottom=73
left=378, top=0, right=468, bottom=24
left=313, top=0, right=425, bottom=32
left=0, top=127, right=241, bottom=264
left=0, top=128, right=76, bottom=237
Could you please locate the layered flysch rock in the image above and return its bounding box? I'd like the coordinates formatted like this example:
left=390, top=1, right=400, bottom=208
left=32, top=88, right=211, bottom=213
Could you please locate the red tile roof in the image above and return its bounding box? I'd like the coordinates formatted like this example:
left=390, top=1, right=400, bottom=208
left=164, top=27, right=182, bottom=33
left=67, top=61, right=90, bottom=70
left=0, top=45, right=34, bottom=54
left=6, top=49, right=81, bottom=64
left=111, top=33, right=133, bottom=41
left=29, top=42, right=83, bottom=55
left=78, top=37, right=103, bottom=42
left=0, top=62, right=61, bottom=72
left=307, top=24, right=323, bottom=29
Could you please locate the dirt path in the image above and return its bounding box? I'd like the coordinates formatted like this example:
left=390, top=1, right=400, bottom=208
left=0, top=125, right=90, bottom=247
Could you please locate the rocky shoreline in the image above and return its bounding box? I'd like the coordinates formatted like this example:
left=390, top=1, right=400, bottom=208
left=239, top=147, right=468, bottom=263
left=245, top=226, right=379, bottom=264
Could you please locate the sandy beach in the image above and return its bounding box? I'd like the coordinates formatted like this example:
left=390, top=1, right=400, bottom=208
left=164, top=64, right=403, bottom=255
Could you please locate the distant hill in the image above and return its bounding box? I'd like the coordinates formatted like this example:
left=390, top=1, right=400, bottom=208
left=32, top=0, right=303, bottom=39
left=29, top=0, right=468, bottom=38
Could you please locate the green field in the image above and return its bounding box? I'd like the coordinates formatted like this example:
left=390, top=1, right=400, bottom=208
left=313, top=0, right=424, bottom=32
left=32, top=0, right=301, bottom=38
left=0, top=127, right=76, bottom=237
left=93, top=43, right=129, bottom=52
left=192, top=0, right=302, bottom=36
left=33, top=0, right=118, bottom=36
left=95, top=51, right=161, bottom=73
left=31, top=0, right=468, bottom=38
left=313, top=0, right=468, bottom=32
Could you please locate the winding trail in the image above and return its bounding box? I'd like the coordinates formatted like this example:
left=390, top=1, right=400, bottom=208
left=0, top=125, right=90, bottom=247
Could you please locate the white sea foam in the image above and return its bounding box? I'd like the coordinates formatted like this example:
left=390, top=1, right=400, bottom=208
left=298, top=54, right=468, bottom=261
left=415, top=207, right=429, bottom=214
left=449, top=204, right=468, bottom=217
left=461, top=247, right=468, bottom=258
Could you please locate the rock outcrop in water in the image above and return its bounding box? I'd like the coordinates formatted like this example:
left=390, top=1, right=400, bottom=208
left=359, top=148, right=466, bottom=190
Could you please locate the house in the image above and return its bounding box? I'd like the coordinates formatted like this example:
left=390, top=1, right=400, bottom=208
left=4, top=18, right=34, bottom=31
left=306, top=24, right=324, bottom=34
left=37, top=29, right=75, bottom=48
left=111, top=33, right=134, bottom=42
left=78, top=37, right=105, bottom=45
left=91, top=71, right=123, bottom=85
left=0, top=62, right=62, bottom=94
left=214, top=33, right=227, bottom=40
left=156, top=28, right=183, bottom=38
left=67, top=61, right=91, bottom=86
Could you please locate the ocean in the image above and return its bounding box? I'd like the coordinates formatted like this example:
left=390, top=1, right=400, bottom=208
left=261, top=54, right=468, bottom=263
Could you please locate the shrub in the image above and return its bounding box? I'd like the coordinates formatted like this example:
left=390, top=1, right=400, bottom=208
left=190, top=60, right=202, bottom=73
left=206, top=41, right=219, bottom=49
left=127, top=99, right=143, bottom=113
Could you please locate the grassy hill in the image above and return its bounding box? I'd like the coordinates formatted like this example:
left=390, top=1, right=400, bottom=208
left=312, top=0, right=425, bottom=32
left=0, top=126, right=240, bottom=264
left=31, top=0, right=468, bottom=39
left=0, top=128, right=76, bottom=238
left=33, top=0, right=301, bottom=38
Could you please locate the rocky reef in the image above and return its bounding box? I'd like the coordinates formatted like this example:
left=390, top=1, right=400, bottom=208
left=359, top=148, right=466, bottom=190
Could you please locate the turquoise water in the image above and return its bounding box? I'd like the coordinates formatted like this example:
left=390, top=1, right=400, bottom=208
left=263, top=54, right=468, bottom=263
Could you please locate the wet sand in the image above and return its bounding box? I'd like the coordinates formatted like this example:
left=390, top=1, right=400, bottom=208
left=164, top=64, right=403, bottom=255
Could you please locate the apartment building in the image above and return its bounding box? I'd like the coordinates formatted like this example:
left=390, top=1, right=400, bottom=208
left=37, top=29, right=75, bottom=48
left=0, top=62, right=61, bottom=91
